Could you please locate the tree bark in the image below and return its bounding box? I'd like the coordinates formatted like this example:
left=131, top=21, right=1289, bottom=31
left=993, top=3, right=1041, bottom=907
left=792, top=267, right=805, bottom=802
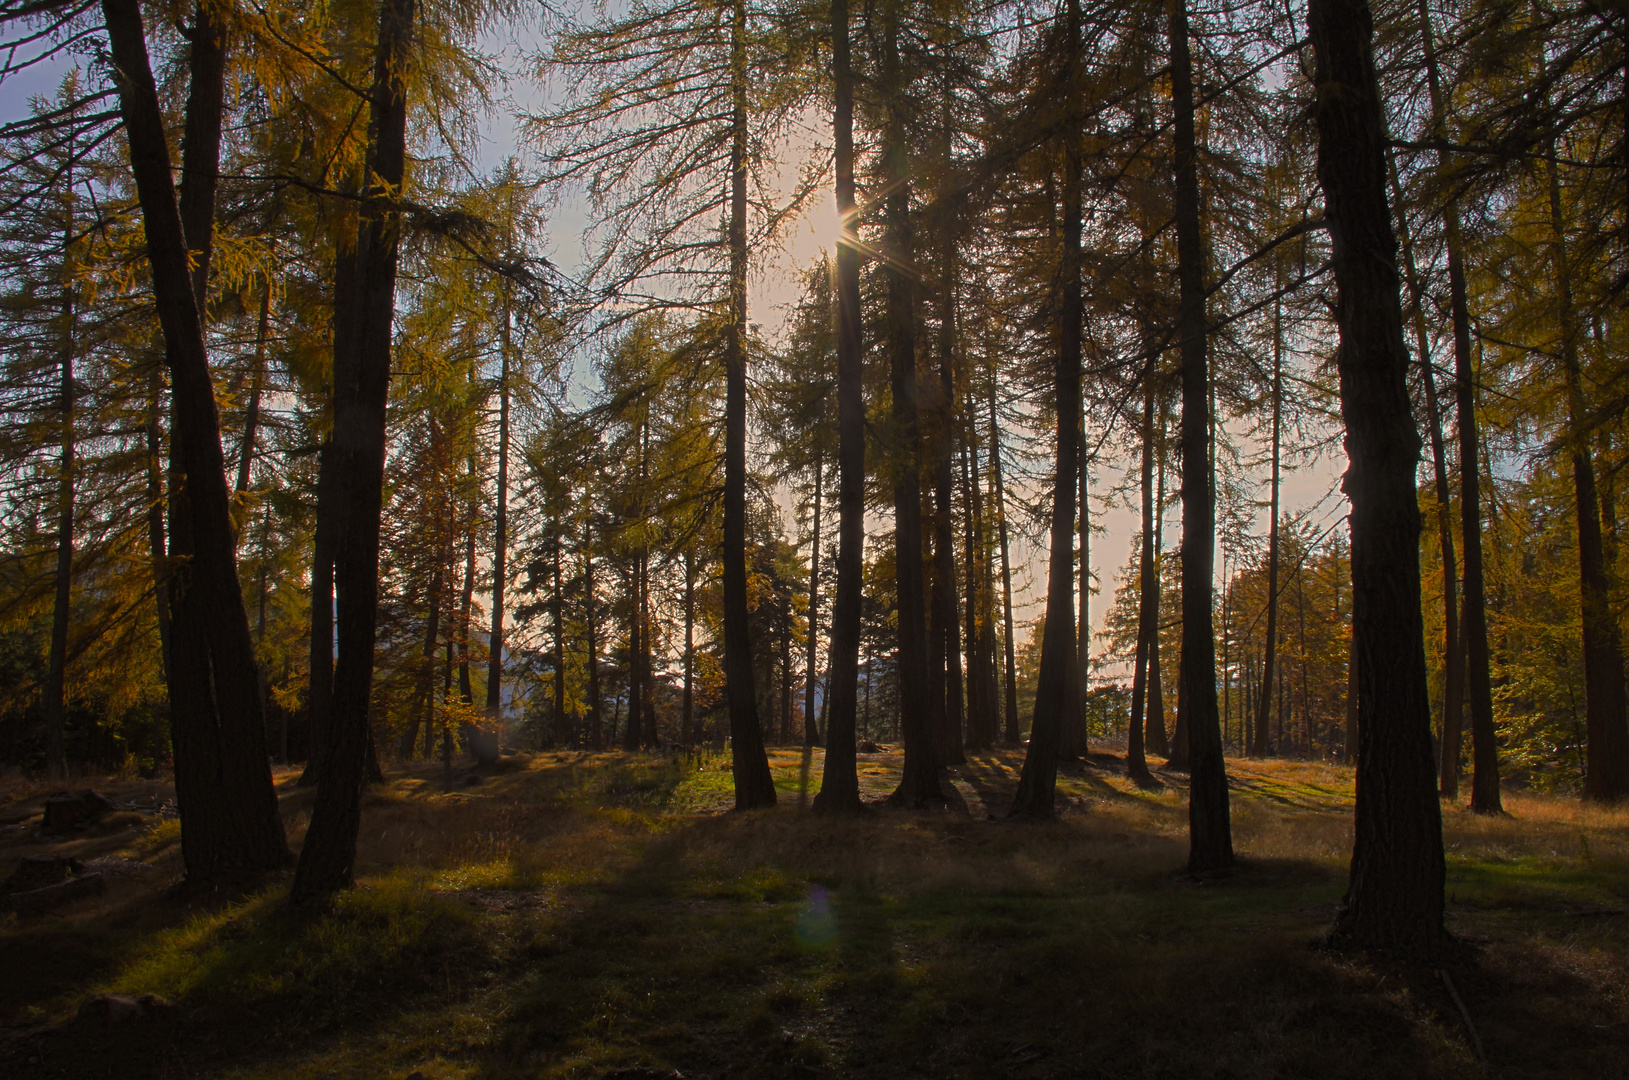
left=804, top=452, right=823, bottom=746
left=1549, top=152, right=1629, bottom=803
left=723, top=0, right=775, bottom=808
left=103, top=0, right=288, bottom=882
left=931, top=153, right=965, bottom=768
left=991, top=378, right=1020, bottom=746
left=1309, top=0, right=1447, bottom=949
left=1127, top=379, right=1156, bottom=785
left=585, top=531, right=603, bottom=748
left=812, top=0, right=863, bottom=814
left=42, top=163, right=76, bottom=780
left=486, top=289, right=512, bottom=722
left=1254, top=308, right=1282, bottom=759
left=879, top=12, right=942, bottom=808
left=1168, top=0, right=1231, bottom=870
left=1146, top=410, right=1170, bottom=760
left=1011, top=0, right=1083, bottom=818
left=683, top=548, right=696, bottom=748
left=1067, top=414, right=1090, bottom=758
left=293, top=0, right=417, bottom=901
left=553, top=527, right=566, bottom=745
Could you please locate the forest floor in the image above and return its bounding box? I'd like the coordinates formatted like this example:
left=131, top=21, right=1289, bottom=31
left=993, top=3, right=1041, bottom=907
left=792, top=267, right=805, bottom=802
left=0, top=747, right=1626, bottom=1079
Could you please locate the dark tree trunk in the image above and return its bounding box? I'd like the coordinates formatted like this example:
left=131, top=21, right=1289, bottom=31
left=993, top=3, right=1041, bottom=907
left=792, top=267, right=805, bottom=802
left=931, top=162, right=965, bottom=768
left=585, top=534, right=603, bottom=749
left=1411, top=0, right=1497, bottom=812
left=1309, top=0, right=1447, bottom=949
left=1169, top=0, right=1231, bottom=870
left=723, top=0, right=775, bottom=808
left=1011, top=1, right=1083, bottom=817
left=626, top=558, right=644, bottom=751
left=1389, top=158, right=1462, bottom=795
left=457, top=479, right=476, bottom=708
left=805, top=453, right=824, bottom=746
left=145, top=364, right=172, bottom=686
left=683, top=548, right=696, bottom=748
left=42, top=175, right=76, bottom=781
left=1146, top=416, right=1170, bottom=759
left=103, top=0, right=287, bottom=882
left=234, top=284, right=271, bottom=500
left=1549, top=152, right=1629, bottom=803
left=486, top=293, right=512, bottom=722
left=301, top=239, right=356, bottom=787
left=401, top=560, right=443, bottom=759
left=882, top=15, right=942, bottom=808
left=991, top=380, right=1020, bottom=745
left=1066, top=415, right=1090, bottom=759
left=813, top=0, right=863, bottom=814
left=1127, top=380, right=1156, bottom=785
left=553, top=528, right=566, bottom=745
left=293, top=0, right=416, bottom=901
left=1253, top=322, right=1282, bottom=759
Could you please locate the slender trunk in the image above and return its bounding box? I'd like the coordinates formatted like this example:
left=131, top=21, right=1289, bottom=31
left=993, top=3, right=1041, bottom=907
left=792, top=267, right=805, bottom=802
left=804, top=452, right=823, bottom=746
left=1012, top=0, right=1083, bottom=818
left=42, top=166, right=76, bottom=780
left=1169, top=0, right=1231, bottom=868
left=234, top=283, right=271, bottom=500
left=813, top=0, right=863, bottom=814
left=883, top=14, right=942, bottom=808
left=932, top=141, right=965, bottom=767
left=486, top=295, right=512, bottom=721
left=1388, top=158, right=1462, bottom=795
left=553, top=528, right=566, bottom=746
left=991, top=378, right=1020, bottom=745
left=1068, top=416, right=1090, bottom=757
left=146, top=364, right=172, bottom=685
left=294, top=0, right=417, bottom=901
left=103, top=0, right=287, bottom=880
left=626, top=561, right=644, bottom=751
left=1411, top=0, right=1497, bottom=812
left=1147, top=412, right=1170, bottom=759
left=401, top=561, right=443, bottom=758
left=1254, top=309, right=1282, bottom=758
left=586, top=535, right=603, bottom=749
left=1549, top=153, right=1629, bottom=802
left=1309, top=0, right=1446, bottom=948
left=458, top=480, right=476, bottom=706
left=1127, top=380, right=1156, bottom=784
left=683, top=549, right=696, bottom=748
left=723, top=0, right=774, bottom=807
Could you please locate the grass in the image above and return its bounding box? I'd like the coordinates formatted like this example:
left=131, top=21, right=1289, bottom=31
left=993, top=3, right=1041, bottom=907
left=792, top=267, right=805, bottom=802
left=2, top=749, right=1627, bottom=1079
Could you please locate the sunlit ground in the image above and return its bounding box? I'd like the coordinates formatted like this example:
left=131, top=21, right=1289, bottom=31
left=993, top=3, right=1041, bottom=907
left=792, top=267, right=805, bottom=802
left=1, top=748, right=1626, bottom=1078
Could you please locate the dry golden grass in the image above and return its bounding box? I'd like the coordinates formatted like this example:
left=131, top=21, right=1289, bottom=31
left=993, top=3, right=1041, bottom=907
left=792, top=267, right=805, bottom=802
left=0, top=751, right=1625, bottom=1079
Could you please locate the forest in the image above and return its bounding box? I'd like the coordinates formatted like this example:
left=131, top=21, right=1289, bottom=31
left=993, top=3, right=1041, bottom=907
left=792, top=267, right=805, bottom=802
left=0, top=0, right=1625, bottom=1074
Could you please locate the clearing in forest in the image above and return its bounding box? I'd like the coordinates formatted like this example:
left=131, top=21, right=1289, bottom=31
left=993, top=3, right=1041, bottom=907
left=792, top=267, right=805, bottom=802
left=1, top=750, right=1626, bottom=1079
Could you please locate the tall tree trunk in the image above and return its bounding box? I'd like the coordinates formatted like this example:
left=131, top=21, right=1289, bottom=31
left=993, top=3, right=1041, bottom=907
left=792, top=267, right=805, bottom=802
left=293, top=0, right=416, bottom=901
left=553, top=528, right=566, bottom=745
left=1146, top=412, right=1170, bottom=759
left=585, top=533, right=603, bottom=749
left=626, top=558, right=644, bottom=751
left=103, top=0, right=288, bottom=882
left=991, top=378, right=1021, bottom=745
left=301, top=237, right=356, bottom=787
left=813, top=0, right=864, bottom=814
left=723, top=0, right=775, bottom=807
left=683, top=548, right=696, bottom=748
left=487, top=290, right=512, bottom=723
left=1388, top=158, right=1462, bottom=795
left=1011, top=0, right=1083, bottom=817
left=1169, top=0, right=1231, bottom=870
left=1549, top=153, right=1629, bottom=802
left=804, top=453, right=823, bottom=746
left=400, top=560, right=442, bottom=758
left=1411, top=0, right=1497, bottom=813
left=42, top=166, right=76, bottom=780
left=932, top=148, right=965, bottom=768
left=1309, top=0, right=1447, bottom=949
left=1067, top=418, right=1090, bottom=758
left=882, top=14, right=942, bottom=808
left=1253, top=308, right=1282, bottom=759
left=146, top=364, right=172, bottom=687
left=234, top=283, right=271, bottom=500
left=1127, top=379, right=1156, bottom=785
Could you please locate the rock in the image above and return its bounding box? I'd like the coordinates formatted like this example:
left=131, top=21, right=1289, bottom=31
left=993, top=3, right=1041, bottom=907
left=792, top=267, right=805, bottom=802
left=42, top=789, right=112, bottom=831
left=76, top=993, right=163, bottom=1025
left=857, top=740, right=880, bottom=753
left=2, top=872, right=106, bottom=913
left=468, top=725, right=501, bottom=766
left=2, top=854, right=81, bottom=894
